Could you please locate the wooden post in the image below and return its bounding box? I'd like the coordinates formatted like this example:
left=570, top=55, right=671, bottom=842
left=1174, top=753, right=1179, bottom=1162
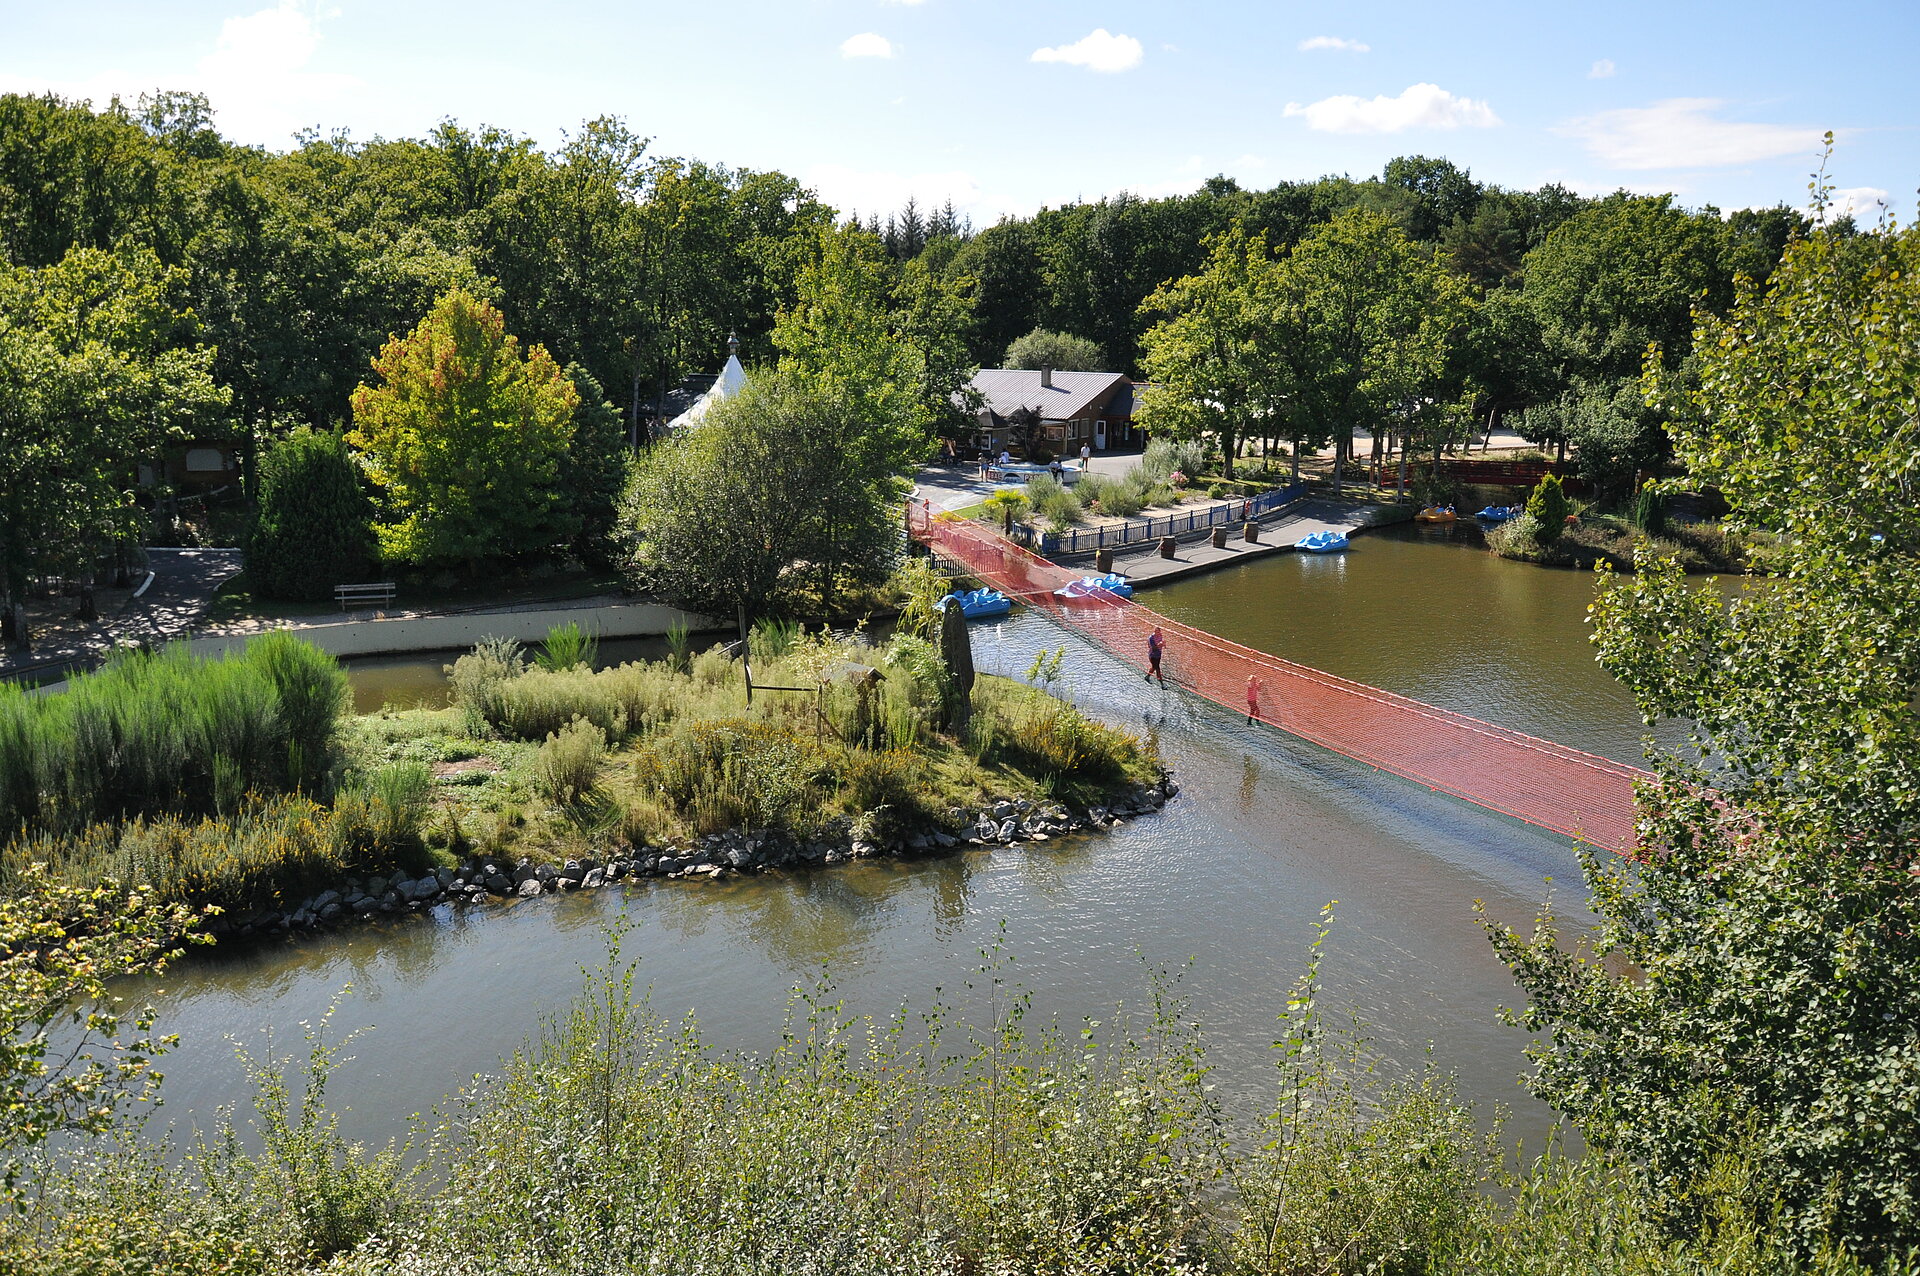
left=737, top=604, right=752, bottom=706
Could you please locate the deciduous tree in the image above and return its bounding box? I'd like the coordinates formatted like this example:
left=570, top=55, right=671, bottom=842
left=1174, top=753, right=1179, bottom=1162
left=620, top=370, right=904, bottom=621
left=1135, top=228, right=1287, bottom=479
left=1488, top=214, right=1920, bottom=1254
left=1267, top=211, right=1472, bottom=491
left=1004, top=327, right=1104, bottom=372
left=0, top=245, right=224, bottom=644
left=348, top=288, right=580, bottom=571
left=0, top=866, right=208, bottom=1204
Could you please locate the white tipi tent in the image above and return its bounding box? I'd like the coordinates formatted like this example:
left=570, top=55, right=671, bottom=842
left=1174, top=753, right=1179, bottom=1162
left=666, top=334, right=747, bottom=430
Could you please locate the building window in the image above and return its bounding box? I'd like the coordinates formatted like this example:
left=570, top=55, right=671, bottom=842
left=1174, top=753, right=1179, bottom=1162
left=184, top=448, right=227, bottom=473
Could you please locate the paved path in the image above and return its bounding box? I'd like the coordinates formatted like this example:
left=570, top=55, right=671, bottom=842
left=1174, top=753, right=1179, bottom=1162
left=1105, top=499, right=1380, bottom=589
left=1, top=548, right=242, bottom=684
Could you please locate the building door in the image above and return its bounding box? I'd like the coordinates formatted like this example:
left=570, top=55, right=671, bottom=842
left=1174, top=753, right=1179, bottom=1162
left=1094, top=419, right=1107, bottom=449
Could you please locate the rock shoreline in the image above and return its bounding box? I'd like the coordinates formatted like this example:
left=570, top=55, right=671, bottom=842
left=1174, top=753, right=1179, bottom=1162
left=206, top=774, right=1179, bottom=945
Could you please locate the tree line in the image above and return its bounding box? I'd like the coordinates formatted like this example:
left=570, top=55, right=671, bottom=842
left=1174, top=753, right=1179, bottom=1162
left=0, top=90, right=1824, bottom=631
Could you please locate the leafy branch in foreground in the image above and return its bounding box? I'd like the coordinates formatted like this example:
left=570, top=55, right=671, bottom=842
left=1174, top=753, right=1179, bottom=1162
left=0, top=865, right=208, bottom=1202
left=1488, top=211, right=1920, bottom=1256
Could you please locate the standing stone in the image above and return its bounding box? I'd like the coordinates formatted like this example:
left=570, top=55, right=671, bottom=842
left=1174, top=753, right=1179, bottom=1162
left=936, top=597, right=976, bottom=736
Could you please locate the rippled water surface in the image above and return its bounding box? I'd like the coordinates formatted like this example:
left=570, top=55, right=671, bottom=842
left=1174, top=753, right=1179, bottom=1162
left=147, top=531, right=1637, bottom=1150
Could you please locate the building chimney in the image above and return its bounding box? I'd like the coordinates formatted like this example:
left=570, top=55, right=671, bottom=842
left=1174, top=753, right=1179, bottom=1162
left=1041, top=365, right=1053, bottom=389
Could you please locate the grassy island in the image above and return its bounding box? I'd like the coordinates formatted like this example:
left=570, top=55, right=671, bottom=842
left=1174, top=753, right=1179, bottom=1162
left=360, top=623, right=1158, bottom=860
left=0, top=627, right=1158, bottom=926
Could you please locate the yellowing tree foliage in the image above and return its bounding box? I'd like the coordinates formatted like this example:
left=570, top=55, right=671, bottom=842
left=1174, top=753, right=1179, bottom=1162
left=349, top=289, right=580, bottom=569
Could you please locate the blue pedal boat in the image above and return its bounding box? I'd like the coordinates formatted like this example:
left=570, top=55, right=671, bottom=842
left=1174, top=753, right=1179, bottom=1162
left=1053, top=572, right=1134, bottom=601
left=940, top=587, right=1013, bottom=619
left=1294, top=530, right=1350, bottom=553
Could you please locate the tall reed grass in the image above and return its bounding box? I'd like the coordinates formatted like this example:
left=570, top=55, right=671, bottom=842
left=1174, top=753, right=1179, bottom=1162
left=0, top=633, right=348, bottom=839
left=0, top=766, right=432, bottom=915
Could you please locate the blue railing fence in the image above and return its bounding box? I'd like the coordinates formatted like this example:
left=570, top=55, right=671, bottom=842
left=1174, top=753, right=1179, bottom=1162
left=1013, top=483, right=1307, bottom=557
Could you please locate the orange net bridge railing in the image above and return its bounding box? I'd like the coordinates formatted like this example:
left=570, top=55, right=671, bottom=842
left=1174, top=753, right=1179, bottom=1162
left=912, top=504, right=1646, bottom=851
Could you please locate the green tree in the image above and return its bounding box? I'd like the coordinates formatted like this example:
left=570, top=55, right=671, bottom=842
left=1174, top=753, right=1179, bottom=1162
left=621, top=370, right=902, bottom=621
left=1268, top=210, right=1472, bottom=491
left=1003, top=327, right=1104, bottom=372
left=557, top=363, right=629, bottom=567
left=245, top=427, right=375, bottom=601
left=891, top=253, right=981, bottom=436
left=348, top=288, right=580, bottom=571
left=947, top=217, right=1047, bottom=366
left=1135, top=228, right=1288, bottom=479
left=0, top=245, right=225, bottom=644
left=1517, top=193, right=1728, bottom=495
left=1488, top=216, right=1920, bottom=1254
left=1380, top=154, right=1482, bottom=242
left=772, top=224, right=933, bottom=469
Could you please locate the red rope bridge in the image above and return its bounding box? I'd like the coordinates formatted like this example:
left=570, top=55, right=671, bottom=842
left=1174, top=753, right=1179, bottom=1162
left=913, top=506, right=1646, bottom=851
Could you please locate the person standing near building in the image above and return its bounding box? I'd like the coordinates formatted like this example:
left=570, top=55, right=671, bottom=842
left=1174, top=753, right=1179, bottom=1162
left=1145, top=627, right=1166, bottom=686
left=1080, top=442, right=1092, bottom=470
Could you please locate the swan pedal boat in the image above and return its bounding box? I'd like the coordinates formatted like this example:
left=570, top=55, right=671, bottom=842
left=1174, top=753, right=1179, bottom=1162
left=1053, top=572, right=1134, bottom=601
left=940, top=588, right=1013, bottom=619
left=1295, top=530, right=1350, bottom=553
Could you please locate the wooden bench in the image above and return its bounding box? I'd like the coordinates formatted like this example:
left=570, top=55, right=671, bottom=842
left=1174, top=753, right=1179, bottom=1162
left=334, top=582, right=396, bottom=611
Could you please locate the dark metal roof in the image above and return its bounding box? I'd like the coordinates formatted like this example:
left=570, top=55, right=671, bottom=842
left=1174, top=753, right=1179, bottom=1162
left=963, top=369, right=1133, bottom=421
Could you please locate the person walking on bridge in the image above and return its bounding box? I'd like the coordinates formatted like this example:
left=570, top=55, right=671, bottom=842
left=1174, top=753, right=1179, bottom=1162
left=1245, top=674, right=1263, bottom=724
left=1145, top=627, right=1166, bottom=686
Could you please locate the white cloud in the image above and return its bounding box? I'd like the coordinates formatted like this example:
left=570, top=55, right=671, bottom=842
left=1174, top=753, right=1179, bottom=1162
left=1825, top=186, right=1890, bottom=222
left=1298, top=35, right=1369, bottom=53
left=805, top=162, right=987, bottom=221
left=1589, top=58, right=1615, bottom=79
left=880, top=0, right=927, bottom=5
left=1283, top=83, right=1500, bottom=133
left=840, top=32, right=894, bottom=59
left=1558, top=98, right=1827, bottom=169
left=0, top=1, right=358, bottom=147
left=1031, top=29, right=1143, bottom=73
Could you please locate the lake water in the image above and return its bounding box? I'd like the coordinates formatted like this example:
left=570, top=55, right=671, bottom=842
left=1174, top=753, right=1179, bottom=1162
left=142, top=526, right=1640, bottom=1152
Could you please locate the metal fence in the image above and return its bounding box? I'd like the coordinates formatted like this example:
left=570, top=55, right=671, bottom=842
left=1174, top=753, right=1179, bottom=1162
left=1013, top=483, right=1307, bottom=557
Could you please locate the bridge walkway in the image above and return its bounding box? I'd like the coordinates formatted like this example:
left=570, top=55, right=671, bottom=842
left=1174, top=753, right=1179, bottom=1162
left=912, top=506, right=1645, bottom=851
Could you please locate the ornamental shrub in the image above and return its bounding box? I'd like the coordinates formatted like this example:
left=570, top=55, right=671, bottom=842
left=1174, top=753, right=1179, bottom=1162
left=532, top=717, right=605, bottom=808
left=1523, top=473, right=1571, bottom=544
left=246, top=428, right=375, bottom=601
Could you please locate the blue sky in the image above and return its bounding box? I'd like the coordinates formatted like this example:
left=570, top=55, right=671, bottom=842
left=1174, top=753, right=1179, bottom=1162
left=4, top=0, right=1913, bottom=225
